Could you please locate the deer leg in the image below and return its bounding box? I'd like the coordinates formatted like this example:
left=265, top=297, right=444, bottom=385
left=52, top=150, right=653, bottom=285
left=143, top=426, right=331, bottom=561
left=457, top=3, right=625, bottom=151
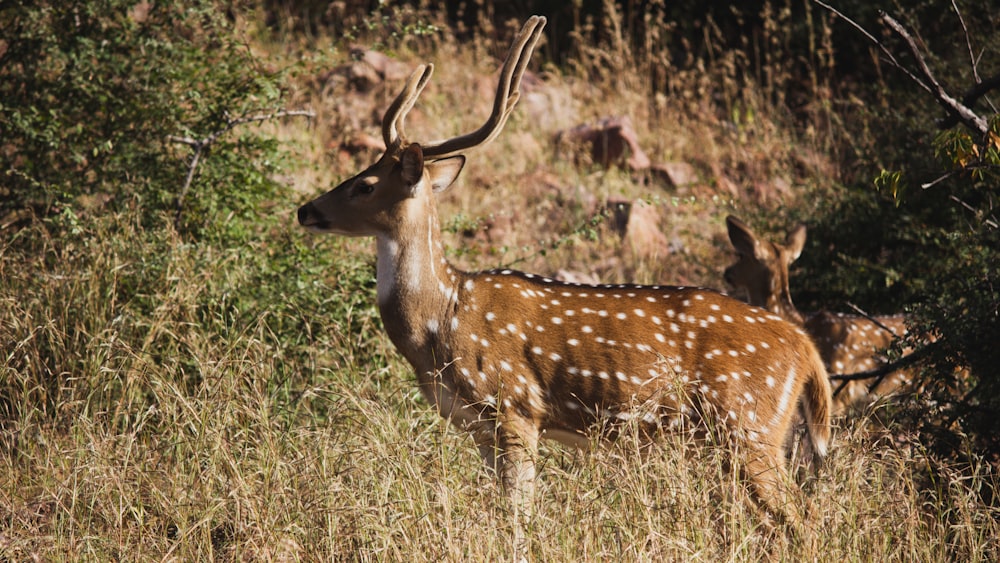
left=475, top=414, right=539, bottom=561
left=742, top=447, right=802, bottom=530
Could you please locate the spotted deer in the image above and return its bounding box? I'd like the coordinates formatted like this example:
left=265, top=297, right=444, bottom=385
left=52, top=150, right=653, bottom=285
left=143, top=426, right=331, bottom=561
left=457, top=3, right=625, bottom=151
left=723, top=215, right=913, bottom=415
left=297, top=16, right=832, bottom=546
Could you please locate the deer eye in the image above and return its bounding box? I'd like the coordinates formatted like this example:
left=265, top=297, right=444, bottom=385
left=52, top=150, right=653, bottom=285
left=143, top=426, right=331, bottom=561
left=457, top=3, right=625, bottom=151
left=354, top=177, right=377, bottom=196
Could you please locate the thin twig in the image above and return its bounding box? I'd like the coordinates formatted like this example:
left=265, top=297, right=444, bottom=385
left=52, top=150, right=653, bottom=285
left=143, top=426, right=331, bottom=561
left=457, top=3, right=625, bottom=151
left=844, top=302, right=903, bottom=339
left=168, top=109, right=315, bottom=225
left=835, top=302, right=916, bottom=397
left=829, top=344, right=930, bottom=382
left=952, top=0, right=979, bottom=84
left=921, top=170, right=958, bottom=189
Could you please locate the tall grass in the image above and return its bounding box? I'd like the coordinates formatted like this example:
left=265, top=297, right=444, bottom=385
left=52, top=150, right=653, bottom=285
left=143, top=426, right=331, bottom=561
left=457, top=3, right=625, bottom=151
left=2, top=213, right=997, bottom=560
left=3, top=245, right=998, bottom=560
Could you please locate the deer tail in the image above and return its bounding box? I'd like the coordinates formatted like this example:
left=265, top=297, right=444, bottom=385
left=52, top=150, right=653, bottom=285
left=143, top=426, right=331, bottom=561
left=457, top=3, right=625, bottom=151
left=801, top=345, right=833, bottom=462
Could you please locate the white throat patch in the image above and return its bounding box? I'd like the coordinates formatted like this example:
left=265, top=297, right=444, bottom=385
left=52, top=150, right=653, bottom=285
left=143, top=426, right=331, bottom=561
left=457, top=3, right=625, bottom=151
left=376, top=236, right=400, bottom=307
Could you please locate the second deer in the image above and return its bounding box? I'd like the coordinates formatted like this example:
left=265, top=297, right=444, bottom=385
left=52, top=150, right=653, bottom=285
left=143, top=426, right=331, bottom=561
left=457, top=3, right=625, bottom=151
left=298, top=17, right=833, bottom=551
left=724, top=215, right=914, bottom=415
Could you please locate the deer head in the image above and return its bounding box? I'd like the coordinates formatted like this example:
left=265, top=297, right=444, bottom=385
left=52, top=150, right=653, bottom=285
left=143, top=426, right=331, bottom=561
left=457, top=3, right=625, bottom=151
left=298, top=14, right=544, bottom=237
left=298, top=18, right=832, bottom=552
left=724, top=215, right=807, bottom=324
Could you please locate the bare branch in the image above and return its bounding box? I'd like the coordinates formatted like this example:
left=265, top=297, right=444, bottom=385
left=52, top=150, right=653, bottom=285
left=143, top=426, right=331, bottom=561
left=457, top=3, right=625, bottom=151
left=879, top=13, right=989, bottom=136
left=166, top=135, right=199, bottom=146
left=829, top=344, right=929, bottom=383
left=168, top=108, right=315, bottom=225
left=812, top=2, right=992, bottom=137
left=939, top=72, right=1000, bottom=129
left=920, top=170, right=959, bottom=189
left=845, top=302, right=903, bottom=339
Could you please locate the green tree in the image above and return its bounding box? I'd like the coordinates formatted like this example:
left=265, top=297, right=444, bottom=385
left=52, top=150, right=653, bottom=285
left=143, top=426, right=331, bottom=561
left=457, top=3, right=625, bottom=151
left=0, top=0, right=295, bottom=241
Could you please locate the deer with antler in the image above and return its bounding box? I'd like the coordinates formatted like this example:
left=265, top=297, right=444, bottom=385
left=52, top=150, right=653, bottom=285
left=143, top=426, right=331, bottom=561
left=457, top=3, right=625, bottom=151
left=298, top=17, right=832, bottom=550
left=724, top=215, right=915, bottom=415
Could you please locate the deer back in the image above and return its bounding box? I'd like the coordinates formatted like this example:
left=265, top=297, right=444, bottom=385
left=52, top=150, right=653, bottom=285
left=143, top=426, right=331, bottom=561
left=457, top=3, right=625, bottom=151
left=431, top=271, right=830, bottom=453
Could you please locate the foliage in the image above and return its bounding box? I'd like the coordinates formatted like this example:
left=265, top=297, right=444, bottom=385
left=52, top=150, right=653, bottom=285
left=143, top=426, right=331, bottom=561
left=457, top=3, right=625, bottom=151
left=788, top=2, right=1000, bottom=459
left=0, top=0, right=392, bottom=417
left=0, top=0, right=292, bottom=242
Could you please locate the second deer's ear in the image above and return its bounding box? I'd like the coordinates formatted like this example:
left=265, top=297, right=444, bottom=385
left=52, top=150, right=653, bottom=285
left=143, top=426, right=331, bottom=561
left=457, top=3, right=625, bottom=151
left=786, top=224, right=807, bottom=263
left=426, top=156, right=466, bottom=194
left=726, top=215, right=761, bottom=258
left=400, top=144, right=425, bottom=186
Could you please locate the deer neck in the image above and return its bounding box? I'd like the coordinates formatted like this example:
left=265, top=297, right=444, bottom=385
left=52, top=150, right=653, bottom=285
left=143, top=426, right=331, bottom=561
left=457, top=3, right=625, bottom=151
left=375, top=199, right=457, bottom=369
left=770, top=287, right=805, bottom=326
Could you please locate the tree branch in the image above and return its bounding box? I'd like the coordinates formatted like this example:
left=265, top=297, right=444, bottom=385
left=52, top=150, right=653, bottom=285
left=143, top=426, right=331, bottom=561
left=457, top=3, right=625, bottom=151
left=812, top=2, right=992, bottom=138
left=811, top=1, right=932, bottom=92
left=879, top=13, right=989, bottom=137
left=168, top=108, right=315, bottom=225
left=952, top=0, right=980, bottom=84
left=829, top=344, right=930, bottom=403
left=938, top=72, right=1000, bottom=130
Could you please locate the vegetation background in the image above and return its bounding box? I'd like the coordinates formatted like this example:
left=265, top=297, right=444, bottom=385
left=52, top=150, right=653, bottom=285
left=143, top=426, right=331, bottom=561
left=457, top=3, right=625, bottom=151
left=1, top=0, right=998, bottom=559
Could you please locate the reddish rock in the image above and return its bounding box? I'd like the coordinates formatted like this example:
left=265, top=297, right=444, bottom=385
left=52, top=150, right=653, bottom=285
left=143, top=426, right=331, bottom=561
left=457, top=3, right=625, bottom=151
left=649, top=161, right=698, bottom=189
left=604, top=198, right=670, bottom=258
left=554, top=269, right=602, bottom=285
left=555, top=116, right=651, bottom=171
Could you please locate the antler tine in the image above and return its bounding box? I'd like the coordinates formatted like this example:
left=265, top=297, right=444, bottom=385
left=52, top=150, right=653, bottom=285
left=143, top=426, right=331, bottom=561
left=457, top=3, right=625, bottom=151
left=420, top=15, right=546, bottom=159
left=381, top=64, right=434, bottom=152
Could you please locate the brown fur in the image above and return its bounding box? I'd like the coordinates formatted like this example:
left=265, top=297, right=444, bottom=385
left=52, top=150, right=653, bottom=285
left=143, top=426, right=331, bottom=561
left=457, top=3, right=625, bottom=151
left=724, top=215, right=914, bottom=415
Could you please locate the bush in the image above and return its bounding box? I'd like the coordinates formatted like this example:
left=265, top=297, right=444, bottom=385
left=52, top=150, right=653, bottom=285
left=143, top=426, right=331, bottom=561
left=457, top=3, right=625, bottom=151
left=788, top=4, right=1000, bottom=460
left=1, top=0, right=291, bottom=242
left=0, top=0, right=386, bottom=425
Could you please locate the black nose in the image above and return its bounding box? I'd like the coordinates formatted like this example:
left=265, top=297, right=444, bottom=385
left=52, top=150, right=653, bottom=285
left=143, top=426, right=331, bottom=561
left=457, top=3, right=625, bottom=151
left=297, top=203, right=313, bottom=226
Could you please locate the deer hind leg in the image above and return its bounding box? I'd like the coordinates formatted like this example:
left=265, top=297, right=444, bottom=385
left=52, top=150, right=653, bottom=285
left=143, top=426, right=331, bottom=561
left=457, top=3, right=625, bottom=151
left=742, top=445, right=802, bottom=531
left=474, top=414, right=540, bottom=560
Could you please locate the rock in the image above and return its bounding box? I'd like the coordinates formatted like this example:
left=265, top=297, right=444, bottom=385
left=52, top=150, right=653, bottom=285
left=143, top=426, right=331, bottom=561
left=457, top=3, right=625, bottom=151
left=604, top=198, right=670, bottom=258
left=555, top=116, right=651, bottom=171
left=649, top=161, right=698, bottom=189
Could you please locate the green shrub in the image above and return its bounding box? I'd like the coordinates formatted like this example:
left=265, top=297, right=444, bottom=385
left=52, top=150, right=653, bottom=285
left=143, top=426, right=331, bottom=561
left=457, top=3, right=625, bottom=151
left=1, top=0, right=291, bottom=242
left=788, top=4, right=1000, bottom=459
left=0, top=0, right=390, bottom=426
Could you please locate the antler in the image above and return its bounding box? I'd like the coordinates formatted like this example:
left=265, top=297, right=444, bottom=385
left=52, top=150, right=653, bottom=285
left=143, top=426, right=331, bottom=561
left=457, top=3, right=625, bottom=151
left=379, top=15, right=547, bottom=159
left=381, top=64, right=433, bottom=153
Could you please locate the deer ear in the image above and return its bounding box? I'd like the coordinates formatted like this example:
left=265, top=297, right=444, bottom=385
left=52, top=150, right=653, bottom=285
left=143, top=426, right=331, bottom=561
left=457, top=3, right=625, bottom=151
left=726, top=215, right=761, bottom=258
left=400, top=144, right=425, bottom=186
left=426, top=156, right=466, bottom=193
left=786, top=224, right=807, bottom=263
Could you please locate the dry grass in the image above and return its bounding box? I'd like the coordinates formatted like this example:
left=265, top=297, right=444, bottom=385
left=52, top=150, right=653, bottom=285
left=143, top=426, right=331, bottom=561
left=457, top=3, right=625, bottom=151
left=2, top=4, right=999, bottom=562
left=3, top=302, right=997, bottom=561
